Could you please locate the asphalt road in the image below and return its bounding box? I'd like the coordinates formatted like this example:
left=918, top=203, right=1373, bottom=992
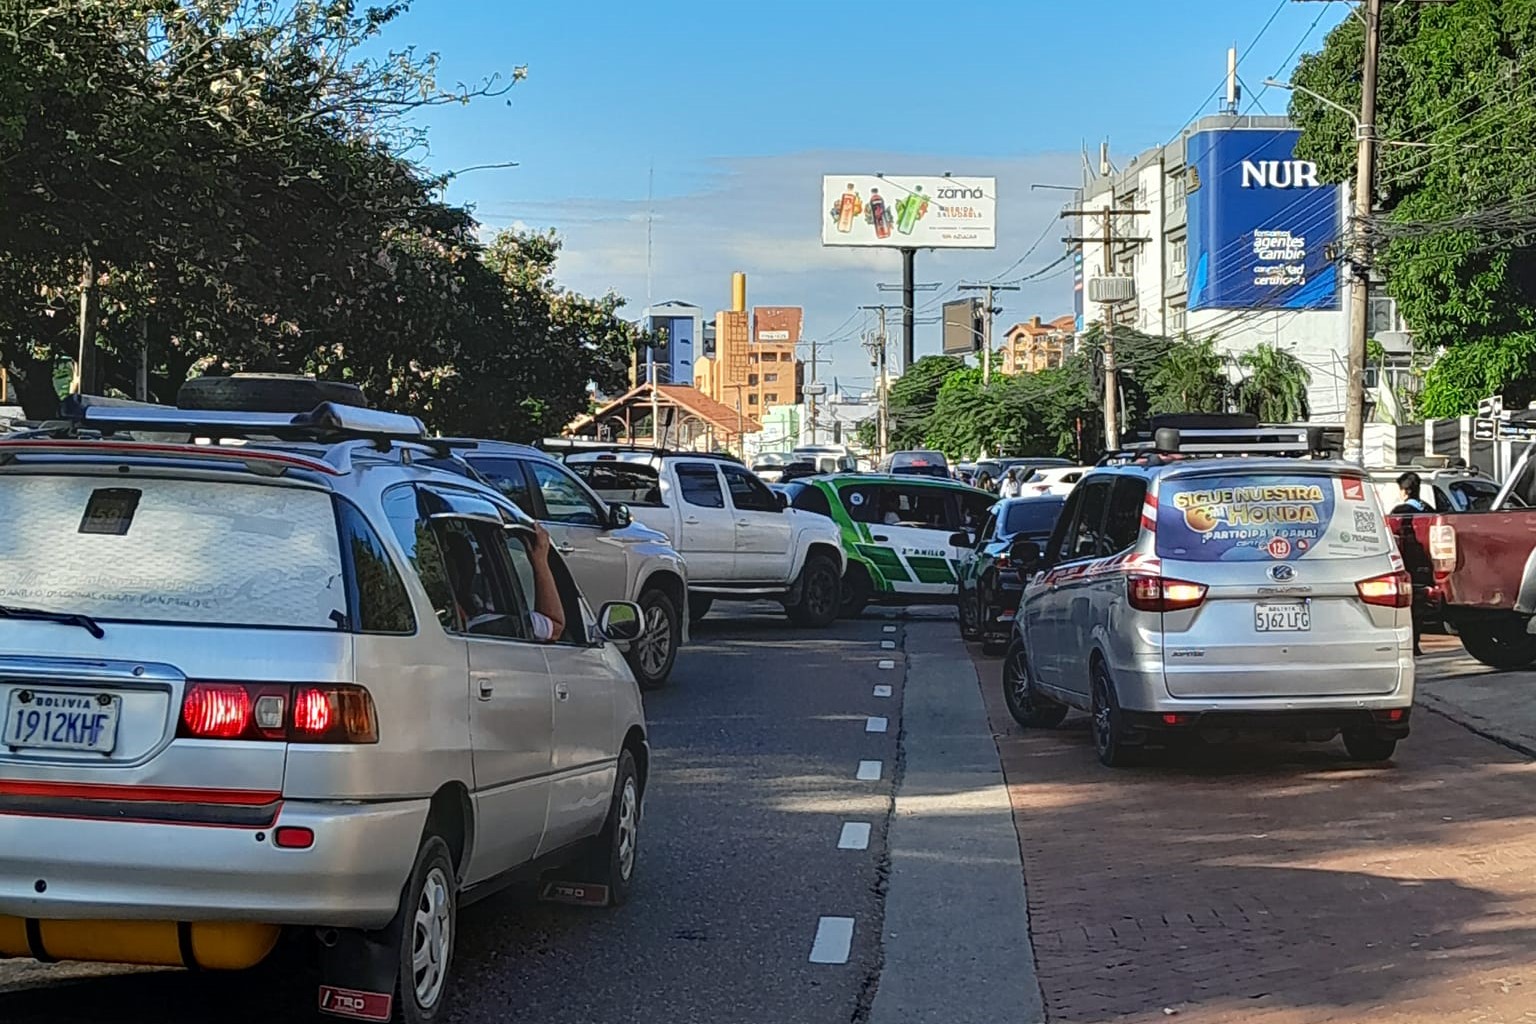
left=0, top=603, right=904, bottom=1024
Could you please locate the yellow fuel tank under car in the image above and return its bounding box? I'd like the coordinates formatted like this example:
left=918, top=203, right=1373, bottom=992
left=0, top=917, right=280, bottom=970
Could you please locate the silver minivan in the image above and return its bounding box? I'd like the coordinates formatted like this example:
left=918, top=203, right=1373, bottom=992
left=1004, top=427, right=1414, bottom=767
left=0, top=399, right=650, bottom=1021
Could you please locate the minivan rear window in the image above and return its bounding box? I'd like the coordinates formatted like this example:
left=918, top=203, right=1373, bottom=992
left=1155, top=473, right=1390, bottom=562
left=0, top=475, right=347, bottom=629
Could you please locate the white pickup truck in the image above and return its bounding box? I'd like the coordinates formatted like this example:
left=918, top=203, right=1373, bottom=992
left=562, top=449, right=846, bottom=628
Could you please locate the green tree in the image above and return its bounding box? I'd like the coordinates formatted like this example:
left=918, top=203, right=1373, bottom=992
left=1234, top=345, right=1311, bottom=423
left=1146, top=336, right=1229, bottom=415
left=885, top=355, right=963, bottom=450
left=1290, top=2, right=1536, bottom=415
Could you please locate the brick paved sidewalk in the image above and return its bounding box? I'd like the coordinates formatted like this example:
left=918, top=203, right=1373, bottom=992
left=973, top=642, right=1536, bottom=1024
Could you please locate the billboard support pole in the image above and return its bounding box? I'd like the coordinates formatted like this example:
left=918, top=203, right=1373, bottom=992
left=1343, top=0, right=1382, bottom=466
left=901, top=247, right=916, bottom=373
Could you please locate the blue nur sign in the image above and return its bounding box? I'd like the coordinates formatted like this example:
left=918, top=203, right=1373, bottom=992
left=1185, top=128, right=1340, bottom=312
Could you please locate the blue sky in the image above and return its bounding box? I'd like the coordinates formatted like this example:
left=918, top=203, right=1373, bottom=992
left=386, top=0, right=1349, bottom=388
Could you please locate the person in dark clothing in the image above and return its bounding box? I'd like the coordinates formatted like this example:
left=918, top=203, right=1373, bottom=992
left=1388, top=471, right=1431, bottom=655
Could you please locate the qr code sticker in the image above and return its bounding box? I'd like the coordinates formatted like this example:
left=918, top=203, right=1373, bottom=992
left=1353, top=509, right=1379, bottom=533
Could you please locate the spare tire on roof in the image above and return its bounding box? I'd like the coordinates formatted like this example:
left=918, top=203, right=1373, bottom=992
left=177, top=373, right=368, bottom=413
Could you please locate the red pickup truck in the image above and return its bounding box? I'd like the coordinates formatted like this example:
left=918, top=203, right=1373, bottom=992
left=1389, top=449, right=1536, bottom=669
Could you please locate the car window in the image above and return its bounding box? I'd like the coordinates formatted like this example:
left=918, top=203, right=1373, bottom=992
left=503, top=532, right=586, bottom=644
left=1449, top=479, right=1498, bottom=512
left=433, top=518, right=525, bottom=639
left=873, top=484, right=957, bottom=532
left=1002, top=498, right=1066, bottom=538
left=526, top=460, right=605, bottom=526
left=676, top=462, right=725, bottom=508
left=569, top=461, right=665, bottom=507
left=337, top=499, right=415, bottom=634
left=1066, top=479, right=1114, bottom=561
left=721, top=463, right=780, bottom=513
left=959, top=490, right=995, bottom=530
left=382, top=484, right=457, bottom=631
left=1155, top=472, right=1391, bottom=561
left=1043, top=490, right=1084, bottom=568
left=1101, top=477, right=1148, bottom=556
left=842, top=483, right=881, bottom=524
left=788, top=482, right=833, bottom=517
left=466, top=456, right=536, bottom=514
left=977, top=512, right=998, bottom=545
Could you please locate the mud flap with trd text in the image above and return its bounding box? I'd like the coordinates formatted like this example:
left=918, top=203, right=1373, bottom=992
left=316, top=916, right=404, bottom=1022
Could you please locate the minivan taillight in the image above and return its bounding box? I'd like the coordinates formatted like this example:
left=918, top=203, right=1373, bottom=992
left=179, top=683, right=378, bottom=743
left=1127, top=574, right=1208, bottom=612
left=1357, top=570, right=1412, bottom=609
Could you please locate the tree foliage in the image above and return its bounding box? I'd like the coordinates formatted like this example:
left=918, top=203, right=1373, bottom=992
left=1234, top=344, right=1311, bottom=423
left=0, top=1, right=638, bottom=438
left=1290, top=1, right=1536, bottom=415
left=1146, top=336, right=1228, bottom=415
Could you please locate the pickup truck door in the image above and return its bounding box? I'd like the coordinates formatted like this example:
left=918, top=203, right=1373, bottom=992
left=669, top=462, right=737, bottom=583
left=522, top=458, right=629, bottom=609
left=720, top=463, right=794, bottom=582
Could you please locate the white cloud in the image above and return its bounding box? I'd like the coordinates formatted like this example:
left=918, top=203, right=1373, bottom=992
left=474, top=149, right=1085, bottom=381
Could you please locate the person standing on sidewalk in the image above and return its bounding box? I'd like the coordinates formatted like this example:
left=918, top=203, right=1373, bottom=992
left=998, top=468, right=1024, bottom=499
left=1389, top=471, right=1432, bottom=655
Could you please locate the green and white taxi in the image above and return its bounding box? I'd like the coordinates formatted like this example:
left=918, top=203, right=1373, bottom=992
left=777, top=474, right=996, bottom=616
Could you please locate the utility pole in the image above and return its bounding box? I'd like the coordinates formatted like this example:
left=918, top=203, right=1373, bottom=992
left=1343, top=0, right=1383, bottom=466
left=1062, top=205, right=1148, bottom=450
left=801, top=335, right=831, bottom=446
left=959, top=282, right=1019, bottom=384
left=860, top=306, right=894, bottom=459
left=877, top=278, right=939, bottom=375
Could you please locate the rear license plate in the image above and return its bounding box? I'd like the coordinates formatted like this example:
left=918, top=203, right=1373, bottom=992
left=3, top=689, right=121, bottom=753
left=1254, top=602, right=1311, bottom=632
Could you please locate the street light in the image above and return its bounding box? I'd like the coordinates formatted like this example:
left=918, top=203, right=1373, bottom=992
left=1263, top=78, right=1362, bottom=134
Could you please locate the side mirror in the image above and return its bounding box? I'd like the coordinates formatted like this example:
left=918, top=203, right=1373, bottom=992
left=948, top=531, right=973, bottom=548
left=1010, top=539, right=1042, bottom=571
left=609, top=503, right=633, bottom=529
left=777, top=492, right=790, bottom=509
left=598, top=601, right=644, bottom=644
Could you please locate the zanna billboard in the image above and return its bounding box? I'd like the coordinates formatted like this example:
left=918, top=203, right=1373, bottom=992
left=822, top=175, right=996, bottom=249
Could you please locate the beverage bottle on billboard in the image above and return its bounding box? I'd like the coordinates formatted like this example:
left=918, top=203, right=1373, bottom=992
left=831, top=183, right=864, bottom=234
left=865, top=188, right=894, bottom=239
left=896, top=186, right=929, bottom=235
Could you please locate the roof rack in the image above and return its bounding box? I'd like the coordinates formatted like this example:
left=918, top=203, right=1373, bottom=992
left=1100, top=425, right=1326, bottom=465
left=46, top=394, right=470, bottom=456
left=539, top=437, right=743, bottom=463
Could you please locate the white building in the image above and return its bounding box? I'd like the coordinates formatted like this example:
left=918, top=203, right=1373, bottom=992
left=1072, top=114, right=1409, bottom=422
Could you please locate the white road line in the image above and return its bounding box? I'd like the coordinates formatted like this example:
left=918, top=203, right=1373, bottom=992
left=838, top=822, right=872, bottom=850
left=873, top=684, right=893, bottom=698
left=882, top=625, right=897, bottom=633
left=881, top=640, right=896, bottom=649
left=810, top=916, right=855, bottom=964
left=856, top=759, right=883, bottom=781
left=866, top=716, right=888, bottom=733
left=878, top=659, right=896, bottom=669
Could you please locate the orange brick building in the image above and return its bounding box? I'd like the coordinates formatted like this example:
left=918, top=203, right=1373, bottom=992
left=1001, top=315, right=1077, bottom=374
left=693, top=273, right=802, bottom=417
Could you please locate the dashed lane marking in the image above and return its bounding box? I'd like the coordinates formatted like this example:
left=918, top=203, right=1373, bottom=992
left=882, top=625, right=897, bottom=633
left=866, top=716, right=888, bottom=733
left=878, top=659, right=896, bottom=669
left=838, top=822, right=872, bottom=850
left=856, top=760, right=883, bottom=781
left=873, top=685, right=893, bottom=698
left=881, top=640, right=896, bottom=649
left=809, top=916, right=855, bottom=964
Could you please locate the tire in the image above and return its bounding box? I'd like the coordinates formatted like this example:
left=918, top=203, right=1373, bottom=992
left=687, top=595, right=713, bottom=625
left=1343, top=730, right=1398, bottom=763
left=626, top=589, right=679, bottom=691
left=576, top=749, right=641, bottom=907
left=392, top=836, right=457, bottom=1024
left=839, top=563, right=872, bottom=619
left=176, top=373, right=368, bottom=413
left=1090, top=662, right=1135, bottom=768
left=1002, top=638, right=1068, bottom=729
left=1457, top=616, right=1536, bottom=670
left=957, top=586, right=982, bottom=641
left=786, top=554, right=840, bottom=628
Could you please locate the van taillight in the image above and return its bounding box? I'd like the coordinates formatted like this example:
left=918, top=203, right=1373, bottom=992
left=179, top=683, right=378, bottom=743
left=1357, top=570, right=1413, bottom=609
left=1127, top=574, right=1208, bottom=612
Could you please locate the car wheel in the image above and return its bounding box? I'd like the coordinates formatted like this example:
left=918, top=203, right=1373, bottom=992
left=1342, top=730, right=1398, bottom=763
left=626, top=589, right=679, bottom=691
left=1457, top=615, right=1536, bottom=670
left=839, top=563, right=872, bottom=619
left=687, top=595, right=713, bottom=625
left=958, top=587, right=982, bottom=641
left=1002, top=639, right=1067, bottom=729
left=787, top=554, right=840, bottom=628
left=1090, top=663, right=1135, bottom=768
left=576, top=749, right=641, bottom=907
left=394, top=836, right=457, bottom=1024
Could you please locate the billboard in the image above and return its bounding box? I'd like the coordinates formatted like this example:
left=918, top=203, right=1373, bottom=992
left=942, top=299, right=983, bottom=356
left=822, top=175, right=996, bottom=249
left=1185, top=129, right=1340, bottom=312
left=753, top=306, right=802, bottom=345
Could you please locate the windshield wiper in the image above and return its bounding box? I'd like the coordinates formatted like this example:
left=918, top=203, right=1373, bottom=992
left=0, top=604, right=105, bottom=639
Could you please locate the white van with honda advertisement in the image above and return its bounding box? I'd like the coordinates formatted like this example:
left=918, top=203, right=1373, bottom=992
left=1003, top=425, right=1414, bottom=768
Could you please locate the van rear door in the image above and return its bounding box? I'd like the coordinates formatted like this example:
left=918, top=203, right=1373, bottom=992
left=1152, top=469, right=1407, bottom=700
